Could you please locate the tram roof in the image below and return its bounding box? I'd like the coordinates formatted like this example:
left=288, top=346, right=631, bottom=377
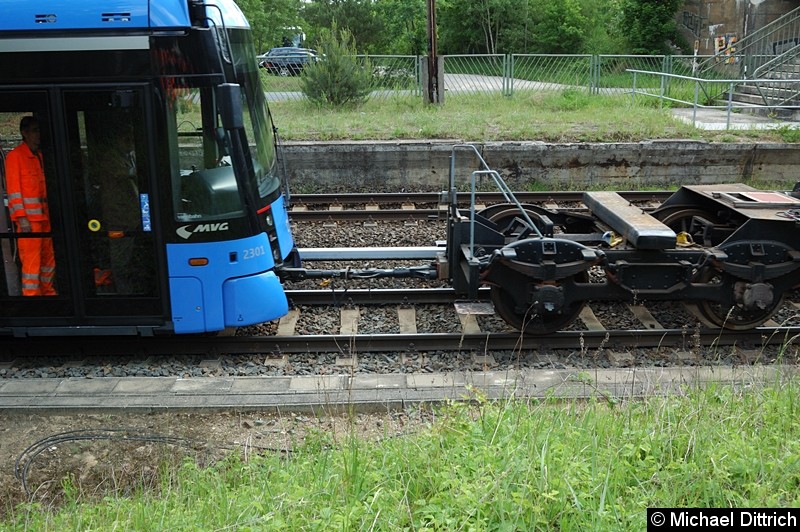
left=0, top=0, right=249, bottom=32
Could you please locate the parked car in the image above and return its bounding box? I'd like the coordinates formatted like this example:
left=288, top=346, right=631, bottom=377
left=257, top=47, right=319, bottom=76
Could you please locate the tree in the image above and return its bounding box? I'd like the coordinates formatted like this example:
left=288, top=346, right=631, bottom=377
left=301, top=0, right=385, bottom=53
left=234, top=0, right=303, bottom=52
left=580, top=0, right=626, bottom=54
left=437, top=0, right=596, bottom=55
left=300, top=24, right=373, bottom=107
left=375, top=0, right=428, bottom=55
left=529, top=0, right=587, bottom=54
left=438, top=0, right=522, bottom=54
left=618, top=0, right=683, bottom=55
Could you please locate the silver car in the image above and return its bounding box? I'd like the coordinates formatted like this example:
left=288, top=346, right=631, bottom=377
left=257, top=47, right=319, bottom=76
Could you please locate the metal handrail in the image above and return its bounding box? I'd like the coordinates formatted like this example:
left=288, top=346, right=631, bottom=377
left=448, top=144, right=542, bottom=261
left=629, top=68, right=800, bottom=128
left=753, top=46, right=800, bottom=78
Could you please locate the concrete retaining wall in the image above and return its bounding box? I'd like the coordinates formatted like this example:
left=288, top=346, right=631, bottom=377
left=280, top=140, right=800, bottom=192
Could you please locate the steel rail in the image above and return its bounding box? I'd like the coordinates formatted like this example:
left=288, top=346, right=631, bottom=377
left=287, top=191, right=671, bottom=222
left=1, top=326, right=795, bottom=358
left=290, top=191, right=671, bottom=205
left=285, top=288, right=490, bottom=305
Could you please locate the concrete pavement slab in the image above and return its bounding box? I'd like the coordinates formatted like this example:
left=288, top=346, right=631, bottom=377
left=0, top=366, right=797, bottom=413
left=230, top=377, right=291, bottom=393
left=57, top=378, right=118, bottom=395
left=173, top=378, right=234, bottom=394
left=0, top=379, right=61, bottom=395
left=406, top=372, right=466, bottom=388
left=672, top=108, right=798, bottom=130
left=113, top=377, right=177, bottom=394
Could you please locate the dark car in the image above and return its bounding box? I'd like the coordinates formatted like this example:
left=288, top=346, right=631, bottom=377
left=257, top=47, right=319, bottom=76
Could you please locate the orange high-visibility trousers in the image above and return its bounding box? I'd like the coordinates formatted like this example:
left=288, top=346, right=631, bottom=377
left=17, top=219, right=56, bottom=296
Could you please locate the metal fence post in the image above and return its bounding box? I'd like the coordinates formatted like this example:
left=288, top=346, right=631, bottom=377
left=505, top=54, right=513, bottom=96
left=663, top=55, right=672, bottom=97
left=727, top=82, right=734, bottom=129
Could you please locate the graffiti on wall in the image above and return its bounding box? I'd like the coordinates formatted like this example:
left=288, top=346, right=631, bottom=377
left=714, top=35, right=738, bottom=63
left=682, top=11, right=705, bottom=37
left=772, top=38, right=800, bottom=55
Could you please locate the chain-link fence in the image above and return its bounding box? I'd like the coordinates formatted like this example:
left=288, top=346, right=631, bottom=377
left=440, top=54, right=507, bottom=95
left=260, top=53, right=740, bottom=102
left=509, top=54, right=592, bottom=94
left=261, top=55, right=420, bottom=102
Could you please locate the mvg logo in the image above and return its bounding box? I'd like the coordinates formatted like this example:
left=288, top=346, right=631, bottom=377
left=176, top=222, right=230, bottom=240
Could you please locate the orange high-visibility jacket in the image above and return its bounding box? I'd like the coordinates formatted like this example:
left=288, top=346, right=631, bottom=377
left=5, top=142, right=49, bottom=222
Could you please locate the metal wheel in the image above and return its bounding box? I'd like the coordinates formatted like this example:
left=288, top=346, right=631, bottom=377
left=490, top=278, right=586, bottom=335
left=484, top=207, right=586, bottom=334
left=659, top=209, right=782, bottom=329
left=691, top=271, right=784, bottom=330
left=485, top=205, right=540, bottom=241
left=658, top=208, right=720, bottom=246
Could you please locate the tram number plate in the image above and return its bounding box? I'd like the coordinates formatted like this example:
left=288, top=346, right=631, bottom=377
left=243, top=246, right=267, bottom=260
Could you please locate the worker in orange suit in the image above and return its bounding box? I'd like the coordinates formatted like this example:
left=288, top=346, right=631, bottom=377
left=5, top=116, right=56, bottom=296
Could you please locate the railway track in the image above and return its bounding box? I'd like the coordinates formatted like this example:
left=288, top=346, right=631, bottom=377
left=2, top=288, right=798, bottom=412
left=2, top=290, right=799, bottom=358
left=287, top=191, right=672, bottom=221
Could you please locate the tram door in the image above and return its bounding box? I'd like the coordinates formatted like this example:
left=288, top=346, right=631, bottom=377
left=0, top=87, right=163, bottom=329
left=63, top=89, right=163, bottom=322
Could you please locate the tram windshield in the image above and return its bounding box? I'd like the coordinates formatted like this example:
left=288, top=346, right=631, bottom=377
left=167, top=29, right=280, bottom=223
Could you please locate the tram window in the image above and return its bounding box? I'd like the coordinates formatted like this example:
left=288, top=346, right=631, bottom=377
left=63, top=90, right=157, bottom=297
left=169, top=86, right=245, bottom=222
left=229, top=28, right=281, bottom=200
left=0, top=101, right=62, bottom=299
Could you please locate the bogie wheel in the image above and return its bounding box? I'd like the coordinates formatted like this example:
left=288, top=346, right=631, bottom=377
left=485, top=206, right=543, bottom=241
left=659, top=209, right=783, bottom=329
left=490, top=275, right=587, bottom=335
left=691, top=271, right=784, bottom=330
left=658, top=208, right=720, bottom=246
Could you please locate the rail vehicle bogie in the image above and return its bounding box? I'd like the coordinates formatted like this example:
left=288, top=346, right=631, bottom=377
left=445, top=177, right=800, bottom=335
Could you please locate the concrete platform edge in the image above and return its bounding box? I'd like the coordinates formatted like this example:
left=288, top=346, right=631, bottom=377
left=1, top=366, right=797, bottom=414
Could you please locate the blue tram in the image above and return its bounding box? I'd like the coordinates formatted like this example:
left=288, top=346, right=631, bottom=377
left=0, top=0, right=294, bottom=335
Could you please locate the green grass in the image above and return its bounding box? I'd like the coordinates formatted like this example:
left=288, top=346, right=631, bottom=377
left=267, top=91, right=792, bottom=144
left=6, top=380, right=799, bottom=530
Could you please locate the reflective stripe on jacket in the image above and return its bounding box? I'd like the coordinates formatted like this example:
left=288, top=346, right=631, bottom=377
left=5, top=142, right=48, bottom=222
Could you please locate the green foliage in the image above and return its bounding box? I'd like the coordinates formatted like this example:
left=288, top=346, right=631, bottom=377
left=376, top=0, right=428, bottom=56
left=301, top=0, right=384, bottom=54
left=300, top=25, right=373, bottom=107
left=234, top=0, right=303, bottom=52
left=529, top=0, right=588, bottom=54
left=580, top=0, right=626, bottom=53
left=618, top=0, right=683, bottom=55
left=776, top=124, right=800, bottom=143
left=433, top=0, right=623, bottom=55
left=238, top=0, right=678, bottom=56
left=437, top=0, right=520, bottom=54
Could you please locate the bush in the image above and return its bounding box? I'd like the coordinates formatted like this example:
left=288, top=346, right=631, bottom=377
left=300, top=25, right=372, bottom=107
